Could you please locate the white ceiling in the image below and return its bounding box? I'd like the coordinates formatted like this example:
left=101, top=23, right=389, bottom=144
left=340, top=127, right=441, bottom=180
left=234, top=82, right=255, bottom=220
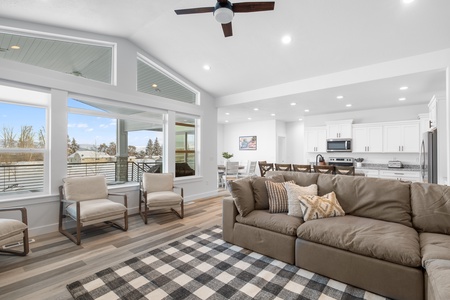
left=0, top=0, right=449, bottom=123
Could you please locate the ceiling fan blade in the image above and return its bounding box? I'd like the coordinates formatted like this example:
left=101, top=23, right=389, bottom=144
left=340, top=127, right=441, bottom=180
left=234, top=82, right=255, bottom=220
left=175, top=7, right=214, bottom=15
left=222, top=22, right=233, bottom=37
left=233, top=2, right=275, bottom=13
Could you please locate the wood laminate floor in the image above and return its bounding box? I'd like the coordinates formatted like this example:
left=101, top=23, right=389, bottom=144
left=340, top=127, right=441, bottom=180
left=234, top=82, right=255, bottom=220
left=0, top=192, right=228, bottom=300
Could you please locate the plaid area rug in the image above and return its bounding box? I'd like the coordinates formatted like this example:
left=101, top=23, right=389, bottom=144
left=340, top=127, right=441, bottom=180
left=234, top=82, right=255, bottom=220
left=67, top=226, right=388, bottom=300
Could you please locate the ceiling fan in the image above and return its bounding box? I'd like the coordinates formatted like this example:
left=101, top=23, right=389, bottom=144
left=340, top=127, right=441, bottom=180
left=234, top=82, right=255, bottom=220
left=175, top=1, right=275, bottom=37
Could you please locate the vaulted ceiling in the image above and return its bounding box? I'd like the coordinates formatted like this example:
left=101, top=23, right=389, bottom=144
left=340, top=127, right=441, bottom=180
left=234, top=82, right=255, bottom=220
left=0, top=0, right=449, bottom=123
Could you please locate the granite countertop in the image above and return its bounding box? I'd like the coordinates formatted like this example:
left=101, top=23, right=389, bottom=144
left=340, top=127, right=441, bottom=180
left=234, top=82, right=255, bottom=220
left=355, top=163, right=420, bottom=172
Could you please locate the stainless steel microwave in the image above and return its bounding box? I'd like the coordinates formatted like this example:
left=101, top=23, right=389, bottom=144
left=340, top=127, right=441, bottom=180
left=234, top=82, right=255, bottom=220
left=326, top=139, right=352, bottom=152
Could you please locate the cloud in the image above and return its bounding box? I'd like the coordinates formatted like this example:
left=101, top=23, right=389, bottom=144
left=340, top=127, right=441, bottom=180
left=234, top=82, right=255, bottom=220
left=86, top=128, right=94, bottom=132
left=68, top=123, right=89, bottom=128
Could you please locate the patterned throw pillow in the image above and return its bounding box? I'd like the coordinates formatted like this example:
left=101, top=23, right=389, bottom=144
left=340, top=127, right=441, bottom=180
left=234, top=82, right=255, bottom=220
left=284, top=182, right=318, bottom=218
left=265, top=180, right=295, bottom=213
left=299, top=192, right=345, bottom=221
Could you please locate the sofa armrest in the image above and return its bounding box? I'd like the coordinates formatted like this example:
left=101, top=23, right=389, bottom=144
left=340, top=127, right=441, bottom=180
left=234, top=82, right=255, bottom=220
left=222, top=196, right=238, bottom=243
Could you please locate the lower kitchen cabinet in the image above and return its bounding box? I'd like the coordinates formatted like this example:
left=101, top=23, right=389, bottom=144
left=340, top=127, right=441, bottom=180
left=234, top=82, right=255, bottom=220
left=378, top=170, right=421, bottom=182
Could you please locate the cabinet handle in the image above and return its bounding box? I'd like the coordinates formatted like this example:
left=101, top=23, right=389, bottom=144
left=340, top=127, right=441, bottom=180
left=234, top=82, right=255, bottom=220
left=398, top=146, right=400, bottom=151
left=394, top=173, right=404, bottom=175
left=402, top=146, right=404, bottom=151
left=367, top=146, right=369, bottom=151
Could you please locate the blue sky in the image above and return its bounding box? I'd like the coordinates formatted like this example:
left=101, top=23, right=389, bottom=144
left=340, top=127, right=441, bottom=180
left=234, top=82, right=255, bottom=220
left=0, top=100, right=162, bottom=149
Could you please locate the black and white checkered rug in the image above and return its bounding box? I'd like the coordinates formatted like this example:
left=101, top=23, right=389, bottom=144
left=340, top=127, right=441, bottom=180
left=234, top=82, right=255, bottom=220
left=67, top=226, right=388, bottom=300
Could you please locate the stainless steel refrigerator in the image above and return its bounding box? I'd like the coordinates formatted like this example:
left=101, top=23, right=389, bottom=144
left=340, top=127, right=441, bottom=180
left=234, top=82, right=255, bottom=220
left=420, top=128, right=437, bottom=183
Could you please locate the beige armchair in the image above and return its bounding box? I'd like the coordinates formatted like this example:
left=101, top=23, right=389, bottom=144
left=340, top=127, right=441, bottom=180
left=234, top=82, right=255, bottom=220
left=59, top=175, right=128, bottom=245
left=139, top=173, right=184, bottom=224
left=0, top=207, right=29, bottom=256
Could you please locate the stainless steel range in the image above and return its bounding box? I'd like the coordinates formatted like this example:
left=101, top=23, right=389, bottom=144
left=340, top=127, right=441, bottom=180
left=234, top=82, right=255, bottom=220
left=328, top=157, right=354, bottom=167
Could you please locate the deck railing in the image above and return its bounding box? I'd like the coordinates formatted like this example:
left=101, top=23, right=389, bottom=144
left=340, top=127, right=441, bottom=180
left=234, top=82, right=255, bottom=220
left=0, top=161, right=162, bottom=194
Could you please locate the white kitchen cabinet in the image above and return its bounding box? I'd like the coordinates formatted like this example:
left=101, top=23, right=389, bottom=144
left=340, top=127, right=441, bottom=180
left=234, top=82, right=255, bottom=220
left=383, top=121, right=420, bottom=153
left=357, top=168, right=379, bottom=178
left=326, top=120, right=353, bottom=139
left=352, top=125, right=383, bottom=152
left=306, top=126, right=327, bottom=152
left=378, top=170, right=421, bottom=182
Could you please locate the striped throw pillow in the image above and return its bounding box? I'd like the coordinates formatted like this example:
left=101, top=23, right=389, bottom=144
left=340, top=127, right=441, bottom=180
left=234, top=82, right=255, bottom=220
left=265, top=180, right=295, bottom=213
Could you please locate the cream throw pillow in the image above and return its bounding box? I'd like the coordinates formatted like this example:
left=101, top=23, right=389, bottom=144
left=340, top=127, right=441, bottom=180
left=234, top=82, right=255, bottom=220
left=284, top=182, right=318, bottom=218
left=299, top=192, right=345, bottom=221
left=265, top=180, right=294, bottom=213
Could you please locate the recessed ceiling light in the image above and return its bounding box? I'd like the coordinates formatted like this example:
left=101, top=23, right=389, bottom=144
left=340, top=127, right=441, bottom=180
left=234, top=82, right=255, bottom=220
left=346, top=104, right=352, bottom=107
left=203, top=65, right=211, bottom=71
left=10, top=45, right=20, bottom=50
left=281, top=35, right=292, bottom=44
left=298, top=118, right=303, bottom=121
left=271, top=113, right=276, bottom=117
left=403, top=0, right=414, bottom=3
left=400, top=86, right=408, bottom=90
left=290, top=102, right=296, bottom=106
left=336, top=95, right=344, bottom=99
left=399, top=97, right=406, bottom=101
left=225, top=112, right=230, bottom=115
left=152, top=84, right=158, bottom=88
left=253, top=108, right=259, bottom=111
left=225, top=120, right=229, bottom=123
left=248, top=117, right=252, bottom=120
left=304, top=109, right=309, bottom=112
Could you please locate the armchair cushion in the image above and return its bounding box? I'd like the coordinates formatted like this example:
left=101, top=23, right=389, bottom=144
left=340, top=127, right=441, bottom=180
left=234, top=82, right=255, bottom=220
left=63, top=175, right=108, bottom=201
left=143, top=173, right=174, bottom=193
left=145, top=191, right=182, bottom=207
left=0, top=218, right=27, bottom=240
left=66, top=199, right=126, bottom=223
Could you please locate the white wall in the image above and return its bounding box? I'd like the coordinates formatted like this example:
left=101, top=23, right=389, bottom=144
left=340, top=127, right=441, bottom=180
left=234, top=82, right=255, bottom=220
left=286, top=121, right=305, bottom=164
left=0, top=17, right=219, bottom=236
left=220, top=120, right=276, bottom=170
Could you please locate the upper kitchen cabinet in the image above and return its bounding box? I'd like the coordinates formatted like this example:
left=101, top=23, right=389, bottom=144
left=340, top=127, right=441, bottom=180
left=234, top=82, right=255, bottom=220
left=306, top=126, right=327, bottom=152
left=383, top=120, right=420, bottom=153
left=352, top=124, right=383, bottom=152
left=326, top=120, right=353, bottom=139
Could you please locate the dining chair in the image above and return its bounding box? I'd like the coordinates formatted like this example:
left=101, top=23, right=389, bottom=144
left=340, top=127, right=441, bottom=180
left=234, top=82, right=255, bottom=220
left=313, top=165, right=335, bottom=174
left=258, top=162, right=274, bottom=177
left=224, top=161, right=240, bottom=187
left=140, top=172, right=184, bottom=224
left=292, top=164, right=312, bottom=173
left=0, top=207, right=29, bottom=256
left=335, top=166, right=355, bottom=175
left=239, top=161, right=257, bottom=177
left=59, top=175, right=128, bottom=245
left=275, top=163, right=292, bottom=171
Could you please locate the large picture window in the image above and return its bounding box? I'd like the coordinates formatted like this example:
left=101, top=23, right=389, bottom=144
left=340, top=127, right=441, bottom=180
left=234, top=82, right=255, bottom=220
left=175, top=115, right=197, bottom=177
left=0, top=85, right=48, bottom=197
left=67, top=98, right=164, bottom=183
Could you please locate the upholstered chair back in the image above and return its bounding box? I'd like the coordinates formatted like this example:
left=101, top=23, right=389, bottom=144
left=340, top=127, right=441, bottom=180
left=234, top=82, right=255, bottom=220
left=142, top=173, right=174, bottom=193
left=63, top=175, right=108, bottom=201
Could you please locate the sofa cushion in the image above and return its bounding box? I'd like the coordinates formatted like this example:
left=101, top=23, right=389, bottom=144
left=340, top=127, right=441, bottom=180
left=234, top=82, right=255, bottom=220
left=317, top=174, right=412, bottom=227
left=236, top=210, right=303, bottom=236
left=297, top=215, right=421, bottom=267
left=299, top=191, right=345, bottom=221
left=267, top=171, right=319, bottom=186
left=230, top=177, right=255, bottom=217
left=285, top=182, right=318, bottom=218
left=411, top=182, right=450, bottom=234
left=266, top=180, right=294, bottom=213
left=420, top=232, right=450, bottom=265
left=251, top=175, right=285, bottom=210
left=424, top=259, right=450, bottom=300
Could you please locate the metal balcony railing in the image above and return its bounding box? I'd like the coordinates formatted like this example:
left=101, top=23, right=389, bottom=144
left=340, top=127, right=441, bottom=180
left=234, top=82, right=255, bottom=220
left=0, top=161, right=162, bottom=195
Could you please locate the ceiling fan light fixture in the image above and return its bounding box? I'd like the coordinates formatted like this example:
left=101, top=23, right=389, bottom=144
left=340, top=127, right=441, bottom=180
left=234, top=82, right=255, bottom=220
left=214, top=2, right=234, bottom=24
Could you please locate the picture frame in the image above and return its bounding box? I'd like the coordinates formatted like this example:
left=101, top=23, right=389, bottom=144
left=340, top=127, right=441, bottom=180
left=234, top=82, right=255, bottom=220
left=239, top=136, right=257, bottom=150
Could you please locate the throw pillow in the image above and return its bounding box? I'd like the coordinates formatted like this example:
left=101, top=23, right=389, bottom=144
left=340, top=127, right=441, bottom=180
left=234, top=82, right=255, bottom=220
left=284, top=182, right=318, bottom=218
left=265, top=180, right=295, bottom=213
left=299, top=192, right=345, bottom=221
left=251, top=175, right=285, bottom=210
left=229, top=177, right=255, bottom=217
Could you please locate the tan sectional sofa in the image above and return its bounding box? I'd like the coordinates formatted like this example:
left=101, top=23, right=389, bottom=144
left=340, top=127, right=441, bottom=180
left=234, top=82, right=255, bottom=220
left=222, top=171, right=450, bottom=300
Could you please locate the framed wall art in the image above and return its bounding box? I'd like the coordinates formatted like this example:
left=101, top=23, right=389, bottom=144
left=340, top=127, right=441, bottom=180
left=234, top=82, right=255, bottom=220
left=239, top=136, right=257, bottom=150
